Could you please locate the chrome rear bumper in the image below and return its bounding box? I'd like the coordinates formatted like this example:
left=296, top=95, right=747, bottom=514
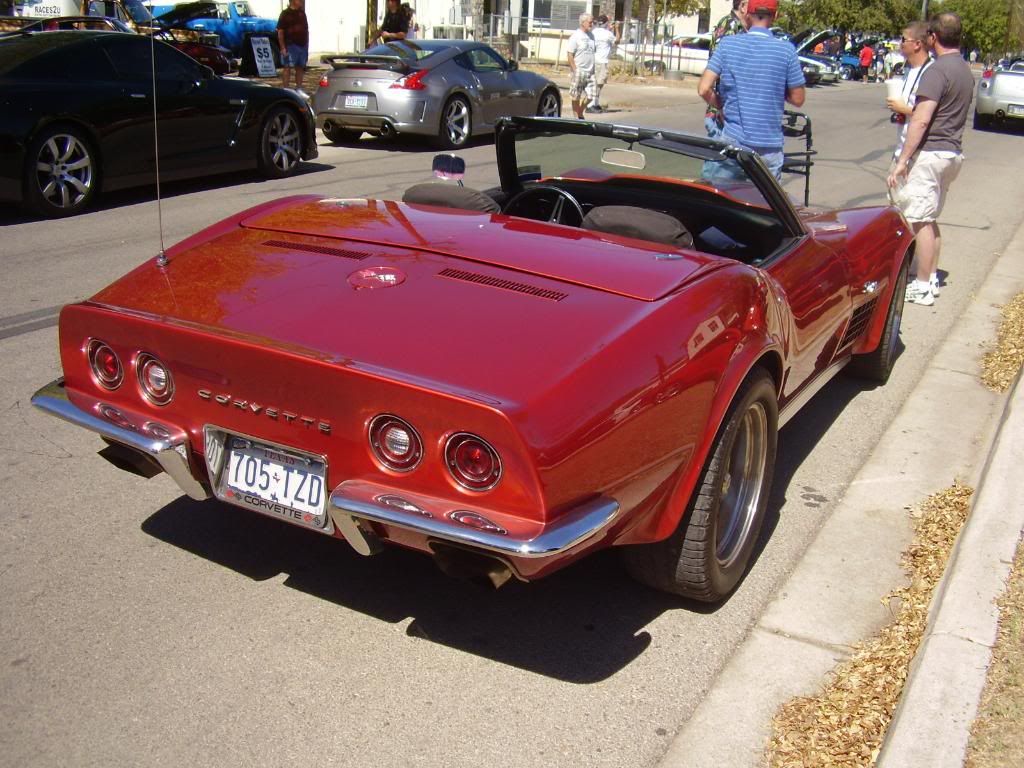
left=330, top=479, right=619, bottom=558
left=31, top=378, right=210, bottom=501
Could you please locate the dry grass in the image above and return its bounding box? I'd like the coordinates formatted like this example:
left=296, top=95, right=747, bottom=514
left=766, top=484, right=974, bottom=768
left=965, top=533, right=1024, bottom=767
left=981, top=292, right=1024, bottom=393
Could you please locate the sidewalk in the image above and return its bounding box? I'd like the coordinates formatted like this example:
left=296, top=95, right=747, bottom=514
left=659, top=197, right=1024, bottom=766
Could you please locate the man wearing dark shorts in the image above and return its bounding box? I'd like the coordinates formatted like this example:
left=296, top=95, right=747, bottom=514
left=277, top=0, right=308, bottom=91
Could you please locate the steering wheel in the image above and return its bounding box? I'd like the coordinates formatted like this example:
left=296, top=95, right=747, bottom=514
left=502, top=185, right=585, bottom=227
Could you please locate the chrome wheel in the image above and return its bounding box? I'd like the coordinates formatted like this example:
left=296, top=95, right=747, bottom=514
left=34, top=133, right=93, bottom=211
left=537, top=90, right=560, bottom=117
left=715, top=401, right=768, bottom=568
left=266, top=110, right=301, bottom=173
left=442, top=98, right=470, bottom=147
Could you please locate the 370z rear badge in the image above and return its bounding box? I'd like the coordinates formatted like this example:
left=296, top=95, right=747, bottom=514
left=197, top=389, right=331, bottom=435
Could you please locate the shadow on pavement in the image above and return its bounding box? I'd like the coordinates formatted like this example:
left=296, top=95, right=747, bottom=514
left=142, top=496, right=687, bottom=683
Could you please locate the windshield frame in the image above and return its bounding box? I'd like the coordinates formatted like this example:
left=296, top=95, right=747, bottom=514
left=494, top=117, right=805, bottom=238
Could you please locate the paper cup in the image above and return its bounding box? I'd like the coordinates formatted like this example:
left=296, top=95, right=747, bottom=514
left=885, top=79, right=903, bottom=101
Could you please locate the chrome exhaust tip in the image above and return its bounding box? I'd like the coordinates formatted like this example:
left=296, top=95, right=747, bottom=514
left=430, top=542, right=515, bottom=589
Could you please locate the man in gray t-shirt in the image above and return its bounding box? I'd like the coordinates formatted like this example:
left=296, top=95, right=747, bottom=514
left=886, top=12, right=974, bottom=306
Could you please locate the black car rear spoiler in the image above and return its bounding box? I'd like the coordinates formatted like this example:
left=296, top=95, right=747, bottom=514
left=320, top=54, right=411, bottom=73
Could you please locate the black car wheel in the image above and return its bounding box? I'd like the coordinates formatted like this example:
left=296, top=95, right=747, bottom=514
left=259, top=106, right=302, bottom=178
left=537, top=88, right=561, bottom=117
left=322, top=121, right=361, bottom=144
left=25, top=125, right=98, bottom=218
left=848, top=254, right=909, bottom=383
left=624, top=370, right=777, bottom=602
left=436, top=96, right=471, bottom=150
left=839, top=64, right=854, bottom=80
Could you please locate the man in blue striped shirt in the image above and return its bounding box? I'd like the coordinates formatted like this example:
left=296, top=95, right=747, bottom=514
left=697, top=0, right=805, bottom=180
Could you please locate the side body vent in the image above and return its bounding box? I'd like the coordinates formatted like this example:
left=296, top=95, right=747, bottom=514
left=840, top=297, right=878, bottom=349
left=437, top=268, right=568, bottom=302
left=263, top=239, right=370, bottom=260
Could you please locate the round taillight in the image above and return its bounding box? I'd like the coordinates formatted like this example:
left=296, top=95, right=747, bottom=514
left=445, top=433, right=501, bottom=491
left=136, top=353, right=174, bottom=406
left=368, top=415, right=422, bottom=472
left=88, top=340, right=123, bottom=389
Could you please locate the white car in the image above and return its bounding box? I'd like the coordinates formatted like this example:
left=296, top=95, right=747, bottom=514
left=617, top=33, right=711, bottom=75
left=975, top=59, right=1024, bottom=129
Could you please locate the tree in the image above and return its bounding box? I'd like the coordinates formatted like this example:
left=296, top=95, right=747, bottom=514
left=633, top=0, right=707, bottom=35
left=934, top=0, right=1014, bottom=55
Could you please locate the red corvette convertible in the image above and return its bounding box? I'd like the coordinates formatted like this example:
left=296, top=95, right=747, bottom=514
left=33, top=117, right=912, bottom=602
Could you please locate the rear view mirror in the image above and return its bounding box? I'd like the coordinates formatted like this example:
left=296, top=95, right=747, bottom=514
left=601, top=147, right=646, bottom=170
left=432, top=154, right=465, bottom=182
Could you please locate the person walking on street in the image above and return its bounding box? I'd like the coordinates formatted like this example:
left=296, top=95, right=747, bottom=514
left=373, top=0, right=409, bottom=43
left=587, top=15, right=620, bottom=112
left=704, top=0, right=748, bottom=138
left=859, top=41, right=874, bottom=80
left=697, top=0, right=805, bottom=179
left=887, top=13, right=974, bottom=306
left=567, top=14, right=596, bottom=119
left=276, top=0, right=308, bottom=91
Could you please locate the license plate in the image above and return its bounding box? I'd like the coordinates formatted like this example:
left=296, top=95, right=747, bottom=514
left=1008, top=104, right=1024, bottom=116
left=223, top=437, right=329, bottom=531
left=344, top=93, right=369, bottom=109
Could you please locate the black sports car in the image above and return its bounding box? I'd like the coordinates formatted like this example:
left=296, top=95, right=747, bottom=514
left=0, top=31, right=318, bottom=218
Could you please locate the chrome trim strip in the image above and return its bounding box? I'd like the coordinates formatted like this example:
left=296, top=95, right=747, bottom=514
left=777, top=356, right=850, bottom=429
left=330, top=481, right=619, bottom=558
left=31, top=378, right=210, bottom=501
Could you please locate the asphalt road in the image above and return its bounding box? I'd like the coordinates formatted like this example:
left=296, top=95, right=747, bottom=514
left=2, top=80, right=1023, bottom=768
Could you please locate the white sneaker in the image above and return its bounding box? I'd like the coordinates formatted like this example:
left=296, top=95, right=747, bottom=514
left=929, top=273, right=940, bottom=297
left=905, top=279, right=935, bottom=306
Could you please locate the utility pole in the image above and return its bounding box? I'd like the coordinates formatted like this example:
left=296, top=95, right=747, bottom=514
left=920, top=0, right=928, bottom=20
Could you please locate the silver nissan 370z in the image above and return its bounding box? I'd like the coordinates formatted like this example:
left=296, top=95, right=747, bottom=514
left=313, top=39, right=562, bottom=149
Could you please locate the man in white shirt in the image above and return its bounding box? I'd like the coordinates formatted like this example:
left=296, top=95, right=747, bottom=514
left=886, top=21, right=931, bottom=164
left=566, top=13, right=596, bottom=119
left=587, top=14, right=620, bottom=112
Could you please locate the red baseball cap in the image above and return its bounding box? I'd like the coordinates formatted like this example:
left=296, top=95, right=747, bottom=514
left=748, top=0, right=778, bottom=13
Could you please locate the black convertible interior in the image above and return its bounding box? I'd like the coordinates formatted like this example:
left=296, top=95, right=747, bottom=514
left=402, top=176, right=788, bottom=264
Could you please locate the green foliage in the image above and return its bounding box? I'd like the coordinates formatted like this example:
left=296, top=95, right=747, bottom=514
left=934, top=0, right=1012, bottom=55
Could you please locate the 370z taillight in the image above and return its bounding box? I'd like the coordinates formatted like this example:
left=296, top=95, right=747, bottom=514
left=368, top=414, right=423, bottom=472
left=389, top=69, right=429, bottom=90
left=445, top=433, right=501, bottom=491
left=136, top=353, right=174, bottom=406
left=87, top=340, right=123, bottom=390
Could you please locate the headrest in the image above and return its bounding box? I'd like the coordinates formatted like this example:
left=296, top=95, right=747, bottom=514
left=402, top=183, right=500, bottom=214
left=581, top=205, right=694, bottom=249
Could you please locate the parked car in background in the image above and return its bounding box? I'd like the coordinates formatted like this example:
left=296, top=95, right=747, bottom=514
left=31, top=115, right=911, bottom=602
left=1, top=13, right=233, bottom=71
left=147, top=1, right=276, bottom=57
left=314, top=39, right=561, bottom=149
left=0, top=31, right=317, bottom=217
left=617, top=32, right=711, bottom=75
left=975, top=58, right=1024, bottom=129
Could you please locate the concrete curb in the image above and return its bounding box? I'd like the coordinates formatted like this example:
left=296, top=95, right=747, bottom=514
left=658, top=189, right=1024, bottom=768
left=877, top=296, right=1024, bottom=760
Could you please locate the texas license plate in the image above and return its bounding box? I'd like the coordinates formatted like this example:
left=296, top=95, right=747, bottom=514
left=1008, top=104, right=1024, bottom=116
left=344, top=93, right=369, bottom=109
left=223, top=437, right=329, bottom=531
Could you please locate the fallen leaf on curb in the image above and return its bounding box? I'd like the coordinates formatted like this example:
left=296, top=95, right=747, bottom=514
left=765, top=483, right=973, bottom=768
left=981, top=291, right=1024, bottom=392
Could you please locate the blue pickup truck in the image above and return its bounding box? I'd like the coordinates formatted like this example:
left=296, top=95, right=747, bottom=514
left=147, top=1, right=277, bottom=56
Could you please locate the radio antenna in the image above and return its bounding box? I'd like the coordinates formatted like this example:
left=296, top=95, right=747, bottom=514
left=149, top=22, right=168, bottom=268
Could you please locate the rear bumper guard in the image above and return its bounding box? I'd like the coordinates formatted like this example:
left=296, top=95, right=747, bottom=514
left=31, top=378, right=210, bottom=501
left=330, top=479, right=619, bottom=559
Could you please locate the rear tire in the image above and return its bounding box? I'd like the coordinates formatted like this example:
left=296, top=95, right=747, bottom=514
left=322, top=122, right=361, bottom=144
left=537, top=88, right=561, bottom=117
left=258, top=105, right=303, bottom=178
left=623, top=370, right=778, bottom=601
left=435, top=95, right=471, bottom=150
left=24, top=124, right=99, bottom=218
left=848, top=255, right=909, bottom=383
